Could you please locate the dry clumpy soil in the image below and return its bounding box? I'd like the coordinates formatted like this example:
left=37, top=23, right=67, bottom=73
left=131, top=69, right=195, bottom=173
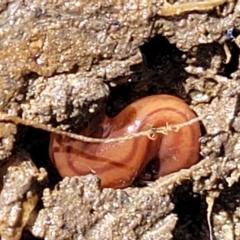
left=1, top=0, right=240, bottom=239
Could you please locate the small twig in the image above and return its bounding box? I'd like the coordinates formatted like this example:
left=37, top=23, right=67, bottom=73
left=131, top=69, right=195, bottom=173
left=1, top=113, right=203, bottom=142
left=0, top=112, right=203, bottom=143
left=206, top=191, right=220, bottom=240
left=223, top=42, right=232, bottom=64
left=158, top=0, right=233, bottom=16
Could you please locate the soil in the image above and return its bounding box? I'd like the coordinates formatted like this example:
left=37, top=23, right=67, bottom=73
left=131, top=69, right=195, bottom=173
left=1, top=0, right=240, bottom=239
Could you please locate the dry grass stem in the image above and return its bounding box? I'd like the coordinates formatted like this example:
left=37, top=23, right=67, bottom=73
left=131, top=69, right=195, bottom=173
left=158, top=0, right=233, bottom=16
left=0, top=112, right=203, bottom=143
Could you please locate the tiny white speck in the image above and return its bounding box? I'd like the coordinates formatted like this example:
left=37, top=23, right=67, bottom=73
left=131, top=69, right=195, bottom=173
left=127, top=125, right=134, bottom=132
left=135, top=120, right=141, bottom=126
left=110, top=82, right=117, bottom=87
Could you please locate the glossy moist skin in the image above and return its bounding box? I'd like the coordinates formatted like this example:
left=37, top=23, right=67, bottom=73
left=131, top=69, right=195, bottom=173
left=49, top=95, right=200, bottom=188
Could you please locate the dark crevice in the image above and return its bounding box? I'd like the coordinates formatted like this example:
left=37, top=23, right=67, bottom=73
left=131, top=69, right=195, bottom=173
left=172, top=181, right=209, bottom=240
left=20, top=231, right=42, bottom=240
left=106, top=35, right=189, bottom=117
left=213, top=181, right=240, bottom=213
left=191, top=43, right=225, bottom=71
left=223, top=30, right=240, bottom=77
left=14, top=126, right=61, bottom=190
